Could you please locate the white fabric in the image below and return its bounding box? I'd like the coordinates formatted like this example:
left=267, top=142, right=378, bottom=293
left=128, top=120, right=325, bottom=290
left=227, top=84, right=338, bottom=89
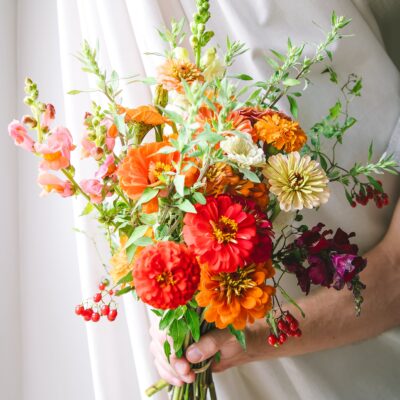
left=55, top=1, right=400, bottom=399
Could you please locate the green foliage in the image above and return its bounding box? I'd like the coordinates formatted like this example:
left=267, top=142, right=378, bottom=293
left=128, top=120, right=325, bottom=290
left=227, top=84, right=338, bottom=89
left=228, top=325, right=246, bottom=350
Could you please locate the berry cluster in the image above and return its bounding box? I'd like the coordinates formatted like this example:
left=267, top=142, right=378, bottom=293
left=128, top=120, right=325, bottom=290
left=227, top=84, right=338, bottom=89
left=75, top=279, right=118, bottom=323
left=267, top=312, right=302, bottom=347
left=351, top=182, right=389, bottom=208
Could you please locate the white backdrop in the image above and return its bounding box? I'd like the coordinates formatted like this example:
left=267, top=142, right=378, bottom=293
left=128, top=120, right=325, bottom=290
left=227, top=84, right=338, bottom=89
left=2, top=1, right=399, bottom=400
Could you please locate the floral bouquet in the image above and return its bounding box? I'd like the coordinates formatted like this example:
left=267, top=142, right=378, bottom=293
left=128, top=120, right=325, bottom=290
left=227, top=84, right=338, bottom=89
left=9, top=1, right=398, bottom=399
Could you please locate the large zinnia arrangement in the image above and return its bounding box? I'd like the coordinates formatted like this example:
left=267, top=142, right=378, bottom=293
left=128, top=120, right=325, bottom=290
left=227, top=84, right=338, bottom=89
left=9, top=1, right=398, bottom=399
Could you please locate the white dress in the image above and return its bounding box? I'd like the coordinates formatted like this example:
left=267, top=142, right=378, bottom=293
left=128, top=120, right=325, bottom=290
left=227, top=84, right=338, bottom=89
left=58, top=1, right=400, bottom=399
left=177, top=1, right=400, bottom=399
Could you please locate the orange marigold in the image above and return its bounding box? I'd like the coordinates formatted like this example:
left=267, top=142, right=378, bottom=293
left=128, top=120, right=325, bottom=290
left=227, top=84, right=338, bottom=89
left=134, top=241, right=200, bottom=310
left=157, top=59, right=204, bottom=93
left=117, top=142, right=198, bottom=213
left=254, top=111, right=307, bottom=153
left=196, top=261, right=275, bottom=330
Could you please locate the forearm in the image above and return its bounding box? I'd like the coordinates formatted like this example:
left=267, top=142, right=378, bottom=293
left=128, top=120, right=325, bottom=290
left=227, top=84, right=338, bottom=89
left=248, top=200, right=400, bottom=362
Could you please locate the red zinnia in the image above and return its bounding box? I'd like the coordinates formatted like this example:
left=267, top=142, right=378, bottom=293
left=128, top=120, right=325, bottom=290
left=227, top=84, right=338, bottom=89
left=183, top=195, right=257, bottom=273
left=133, top=241, right=200, bottom=310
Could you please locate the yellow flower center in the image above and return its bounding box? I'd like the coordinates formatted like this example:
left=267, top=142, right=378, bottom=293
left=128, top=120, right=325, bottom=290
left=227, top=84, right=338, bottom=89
left=156, top=271, right=176, bottom=286
left=214, top=266, right=257, bottom=303
left=149, top=161, right=173, bottom=182
left=211, top=215, right=238, bottom=244
left=172, top=62, right=194, bottom=80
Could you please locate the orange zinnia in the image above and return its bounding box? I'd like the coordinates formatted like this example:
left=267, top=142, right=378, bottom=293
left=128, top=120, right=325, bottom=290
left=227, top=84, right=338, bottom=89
left=157, top=59, right=204, bottom=93
left=196, top=261, right=275, bottom=330
left=254, top=111, right=307, bottom=153
left=117, top=142, right=198, bottom=213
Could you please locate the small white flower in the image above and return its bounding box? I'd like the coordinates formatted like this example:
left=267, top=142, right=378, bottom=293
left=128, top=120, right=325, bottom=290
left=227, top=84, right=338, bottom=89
left=220, top=134, right=266, bottom=169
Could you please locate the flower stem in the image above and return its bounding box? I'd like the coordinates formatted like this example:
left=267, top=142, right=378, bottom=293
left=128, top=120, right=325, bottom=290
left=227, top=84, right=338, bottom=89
left=145, top=379, right=169, bottom=397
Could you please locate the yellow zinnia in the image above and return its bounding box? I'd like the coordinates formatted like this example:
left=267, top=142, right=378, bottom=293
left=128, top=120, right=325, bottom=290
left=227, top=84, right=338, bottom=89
left=263, top=152, right=330, bottom=211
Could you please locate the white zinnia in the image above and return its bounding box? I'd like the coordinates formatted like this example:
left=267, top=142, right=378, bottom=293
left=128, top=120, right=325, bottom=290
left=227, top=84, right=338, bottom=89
left=220, top=134, right=266, bottom=169
left=263, top=152, right=330, bottom=212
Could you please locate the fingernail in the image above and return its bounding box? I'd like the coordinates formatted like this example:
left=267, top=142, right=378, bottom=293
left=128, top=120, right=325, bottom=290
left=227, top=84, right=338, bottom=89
left=186, top=346, right=203, bottom=363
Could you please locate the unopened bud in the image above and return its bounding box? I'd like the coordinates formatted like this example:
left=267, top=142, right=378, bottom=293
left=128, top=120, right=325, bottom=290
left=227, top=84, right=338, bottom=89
left=22, top=115, right=37, bottom=128
left=172, top=46, right=190, bottom=61
left=198, top=23, right=205, bottom=34
left=24, top=97, right=34, bottom=106
left=153, top=84, right=168, bottom=108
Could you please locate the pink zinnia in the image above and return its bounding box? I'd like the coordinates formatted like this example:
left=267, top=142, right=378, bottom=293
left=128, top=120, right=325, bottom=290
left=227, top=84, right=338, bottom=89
left=8, top=120, right=35, bottom=152
left=35, top=127, right=75, bottom=170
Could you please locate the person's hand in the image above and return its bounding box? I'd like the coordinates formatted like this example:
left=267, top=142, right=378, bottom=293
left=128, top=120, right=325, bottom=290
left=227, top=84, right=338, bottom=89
left=149, top=321, right=256, bottom=385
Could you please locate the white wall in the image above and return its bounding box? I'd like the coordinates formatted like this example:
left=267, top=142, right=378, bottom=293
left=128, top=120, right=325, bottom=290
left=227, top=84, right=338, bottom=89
left=0, top=0, right=21, bottom=399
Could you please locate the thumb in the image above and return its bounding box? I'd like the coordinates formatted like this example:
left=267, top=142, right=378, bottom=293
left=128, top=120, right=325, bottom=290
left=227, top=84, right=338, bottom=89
left=186, top=328, right=230, bottom=363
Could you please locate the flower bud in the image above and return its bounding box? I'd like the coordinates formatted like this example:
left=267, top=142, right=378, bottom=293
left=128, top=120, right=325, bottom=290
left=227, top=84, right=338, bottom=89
left=172, top=46, right=189, bottom=61
left=22, top=115, right=37, bottom=128
left=198, top=23, right=205, bottom=34
left=153, top=84, right=168, bottom=108
left=24, top=96, right=34, bottom=106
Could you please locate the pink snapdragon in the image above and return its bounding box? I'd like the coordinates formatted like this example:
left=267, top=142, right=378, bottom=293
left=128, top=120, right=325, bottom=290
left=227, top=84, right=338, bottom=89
left=81, top=132, right=100, bottom=159
left=41, top=104, right=56, bottom=129
left=38, top=173, right=74, bottom=197
left=35, top=127, right=75, bottom=170
left=80, top=179, right=104, bottom=204
left=8, top=120, right=35, bottom=152
left=95, top=154, right=117, bottom=180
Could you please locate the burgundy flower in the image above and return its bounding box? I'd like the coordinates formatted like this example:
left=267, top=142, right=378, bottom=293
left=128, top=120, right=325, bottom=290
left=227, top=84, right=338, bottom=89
left=331, top=254, right=366, bottom=289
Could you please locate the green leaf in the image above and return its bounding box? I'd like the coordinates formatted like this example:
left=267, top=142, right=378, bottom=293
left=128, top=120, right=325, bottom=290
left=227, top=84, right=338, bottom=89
left=329, top=101, right=342, bottom=119
left=232, top=74, right=253, bottom=81
left=110, top=70, right=119, bottom=93
left=283, top=78, right=301, bottom=87
left=125, top=225, right=149, bottom=249
left=126, top=244, right=137, bottom=263
left=133, top=236, right=153, bottom=246
left=117, top=271, right=133, bottom=285
left=80, top=202, right=94, bottom=216
left=228, top=325, right=246, bottom=350
left=163, top=340, right=171, bottom=362
left=270, top=49, right=286, bottom=61
left=185, top=308, right=200, bottom=342
left=279, top=287, right=305, bottom=318
left=116, top=286, right=134, bottom=296
left=196, top=131, right=224, bottom=145
left=139, top=213, right=157, bottom=226
left=114, top=113, right=126, bottom=135
left=67, top=89, right=82, bottom=95
left=174, top=174, right=186, bottom=197
left=155, top=146, right=177, bottom=155
left=151, top=309, right=164, bottom=317
left=192, top=191, right=207, bottom=205
left=287, top=95, right=298, bottom=119
left=266, top=57, right=280, bottom=70
left=239, top=168, right=260, bottom=183
left=169, top=319, right=188, bottom=354
left=177, top=199, right=197, bottom=214
left=367, top=175, right=383, bottom=193
left=368, top=141, right=373, bottom=162
left=135, top=188, right=159, bottom=210
left=214, top=351, right=221, bottom=364
left=159, top=310, right=176, bottom=330
left=140, top=76, right=157, bottom=85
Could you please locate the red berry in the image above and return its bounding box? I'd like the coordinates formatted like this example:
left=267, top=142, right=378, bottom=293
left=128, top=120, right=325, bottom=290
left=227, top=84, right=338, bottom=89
left=108, top=309, right=118, bottom=321
left=267, top=334, right=278, bottom=346
left=101, top=304, right=110, bottom=316
left=284, top=313, right=294, bottom=324
left=91, top=312, right=100, bottom=322
left=351, top=201, right=357, bottom=208
left=93, top=293, right=102, bottom=303
left=75, top=305, right=84, bottom=316
left=279, top=333, right=287, bottom=344
left=289, top=321, right=299, bottom=331
left=98, top=283, right=106, bottom=291
left=84, top=313, right=92, bottom=321
left=108, top=290, right=114, bottom=296
left=293, top=329, right=302, bottom=337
